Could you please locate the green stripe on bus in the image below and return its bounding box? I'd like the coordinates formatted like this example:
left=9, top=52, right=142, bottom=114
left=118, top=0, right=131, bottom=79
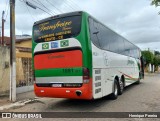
left=35, top=68, right=83, bottom=77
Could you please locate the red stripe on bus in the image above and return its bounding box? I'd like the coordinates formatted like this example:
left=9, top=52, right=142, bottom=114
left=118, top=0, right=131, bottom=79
left=119, top=71, right=138, bottom=80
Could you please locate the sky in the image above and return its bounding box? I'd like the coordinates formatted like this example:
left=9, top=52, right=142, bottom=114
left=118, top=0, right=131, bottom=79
left=0, top=0, right=160, bottom=51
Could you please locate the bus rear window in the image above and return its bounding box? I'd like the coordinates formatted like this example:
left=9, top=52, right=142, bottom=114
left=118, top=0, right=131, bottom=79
left=33, top=15, right=81, bottom=43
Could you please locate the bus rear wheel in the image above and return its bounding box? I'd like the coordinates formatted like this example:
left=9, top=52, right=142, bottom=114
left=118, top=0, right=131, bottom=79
left=135, top=74, right=140, bottom=84
left=118, top=78, right=124, bottom=95
left=135, top=78, right=140, bottom=84
left=110, top=80, right=118, bottom=100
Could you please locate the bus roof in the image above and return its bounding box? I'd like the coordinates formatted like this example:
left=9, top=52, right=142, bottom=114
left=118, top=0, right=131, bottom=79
left=34, top=11, right=84, bottom=26
left=33, top=11, right=141, bottom=51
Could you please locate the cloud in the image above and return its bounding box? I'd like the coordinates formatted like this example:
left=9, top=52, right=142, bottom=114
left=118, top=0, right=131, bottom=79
left=137, top=41, right=160, bottom=51
left=0, top=0, right=160, bottom=51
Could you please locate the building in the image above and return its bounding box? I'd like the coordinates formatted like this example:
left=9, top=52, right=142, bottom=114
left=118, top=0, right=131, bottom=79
left=15, top=35, right=33, bottom=93
left=0, top=35, right=33, bottom=95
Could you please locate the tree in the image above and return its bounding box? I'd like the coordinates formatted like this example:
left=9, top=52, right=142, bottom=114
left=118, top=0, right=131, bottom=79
left=151, top=0, right=160, bottom=7
left=142, top=50, right=160, bottom=72
left=151, top=0, right=160, bottom=14
left=154, top=56, right=159, bottom=66
left=155, top=51, right=160, bottom=56
left=142, top=50, right=154, bottom=65
left=153, top=55, right=160, bottom=71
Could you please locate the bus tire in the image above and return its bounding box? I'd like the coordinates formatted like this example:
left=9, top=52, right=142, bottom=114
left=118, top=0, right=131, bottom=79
left=110, top=79, right=118, bottom=100
left=135, top=78, right=140, bottom=84
left=118, top=77, right=124, bottom=95
left=135, top=74, right=140, bottom=84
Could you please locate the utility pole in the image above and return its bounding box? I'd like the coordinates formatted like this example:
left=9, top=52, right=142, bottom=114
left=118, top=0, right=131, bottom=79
left=10, top=0, right=16, bottom=102
left=2, top=11, right=5, bottom=46
left=0, top=26, right=1, bottom=45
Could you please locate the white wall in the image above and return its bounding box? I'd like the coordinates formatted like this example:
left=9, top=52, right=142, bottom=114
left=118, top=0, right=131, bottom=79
left=0, top=46, right=10, bottom=95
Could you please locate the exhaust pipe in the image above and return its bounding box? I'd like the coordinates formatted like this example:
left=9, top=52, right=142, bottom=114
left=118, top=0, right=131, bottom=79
left=76, top=90, right=82, bottom=96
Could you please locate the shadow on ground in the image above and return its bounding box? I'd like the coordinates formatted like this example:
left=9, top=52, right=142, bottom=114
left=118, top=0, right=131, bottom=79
left=47, top=82, right=142, bottom=112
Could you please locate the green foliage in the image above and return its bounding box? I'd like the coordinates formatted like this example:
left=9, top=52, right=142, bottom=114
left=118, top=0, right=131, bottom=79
left=154, top=56, right=160, bottom=66
left=151, top=0, right=160, bottom=7
left=142, top=50, right=160, bottom=67
left=142, top=50, right=154, bottom=65
left=155, top=51, right=160, bottom=55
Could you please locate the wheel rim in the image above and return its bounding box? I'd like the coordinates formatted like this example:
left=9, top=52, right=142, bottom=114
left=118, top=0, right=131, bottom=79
left=114, top=83, right=118, bottom=96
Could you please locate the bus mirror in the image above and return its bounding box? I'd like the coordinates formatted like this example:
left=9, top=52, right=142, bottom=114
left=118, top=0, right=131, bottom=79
left=93, top=31, right=99, bottom=35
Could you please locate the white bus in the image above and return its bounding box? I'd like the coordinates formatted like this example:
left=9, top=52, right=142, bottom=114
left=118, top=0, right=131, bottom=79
left=89, top=15, right=144, bottom=99
left=33, top=11, right=144, bottom=100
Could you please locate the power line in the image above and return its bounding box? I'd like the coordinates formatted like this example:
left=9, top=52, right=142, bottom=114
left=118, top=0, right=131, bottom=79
left=22, top=0, right=36, bottom=22
left=68, top=0, right=81, bottom=10
left=3, top=0, right=10, bottom=21
left=34, top=0, right=55, bottom=15
left=52, top=0, right=67, bottom=13
left=5, top=1, right=10, bottom=21
left=31, top=3, right=53, bottom=16
left=62, top=2, right=74, bottom=12
left=52, top=0, right=74, bottom=12
left=14, top=0, right=35, bottom=36
left=43, top=0, right=77, bottom=14
left=43, top=0, right=59, bottom=15
left=4, top=0, right=9, bottom=13
left=20, top=0, right=53, bottom=16
left=63, top=0, right=76, bottom=11
left=45, top=0, right=63, bottom=14
left=67, top=0, right=81, bottom=10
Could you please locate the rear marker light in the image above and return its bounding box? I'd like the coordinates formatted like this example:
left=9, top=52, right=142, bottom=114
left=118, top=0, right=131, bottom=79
left=66, top=90, right=70, bottom=93
left=83, top=67, right=90, bottom=84
left=83, top=80, right=89, bottom=83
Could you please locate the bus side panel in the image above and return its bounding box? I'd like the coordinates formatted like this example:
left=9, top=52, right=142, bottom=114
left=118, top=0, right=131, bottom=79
left=91, top=43, right=140, bottom=99
left=108, top=51, right=140, bottom=87
left=92, top=44, right=103, bottom=99
left=91, top=44, right=113, bottom=99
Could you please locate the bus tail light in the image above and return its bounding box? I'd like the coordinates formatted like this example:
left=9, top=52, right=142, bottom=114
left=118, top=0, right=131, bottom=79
left=83, top=67, right=90, bottom=83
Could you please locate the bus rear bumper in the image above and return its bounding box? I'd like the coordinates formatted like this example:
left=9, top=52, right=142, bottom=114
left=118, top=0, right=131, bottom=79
left=34, top=82, right=92, bottom=100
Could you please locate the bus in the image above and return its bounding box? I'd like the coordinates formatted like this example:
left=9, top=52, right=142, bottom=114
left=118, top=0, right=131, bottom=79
left=32, top=11, right=144, bottom=100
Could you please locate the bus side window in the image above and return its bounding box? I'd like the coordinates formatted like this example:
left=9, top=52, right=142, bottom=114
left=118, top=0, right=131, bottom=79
left=89, top=18, right=100, bottom=48
left=124, top=40, right=130, bottom=56
left=117, top=36, right=125, bottom=55
left=98, top=24, right=110, bottom=50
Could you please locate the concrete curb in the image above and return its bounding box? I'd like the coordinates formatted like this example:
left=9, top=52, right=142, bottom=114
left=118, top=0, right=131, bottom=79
left=0, top=97, right=39, bottom=111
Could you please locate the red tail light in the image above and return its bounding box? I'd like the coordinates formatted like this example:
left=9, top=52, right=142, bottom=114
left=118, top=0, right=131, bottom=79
left=83, top=67, right=90, bottom=83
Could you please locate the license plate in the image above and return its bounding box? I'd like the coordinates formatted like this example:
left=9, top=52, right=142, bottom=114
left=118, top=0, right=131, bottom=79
left=52, top=84, right=62, bottom=87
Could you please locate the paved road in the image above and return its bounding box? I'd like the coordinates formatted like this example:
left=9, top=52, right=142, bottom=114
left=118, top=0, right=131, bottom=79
left=3, top=73, right=160, bottom=121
